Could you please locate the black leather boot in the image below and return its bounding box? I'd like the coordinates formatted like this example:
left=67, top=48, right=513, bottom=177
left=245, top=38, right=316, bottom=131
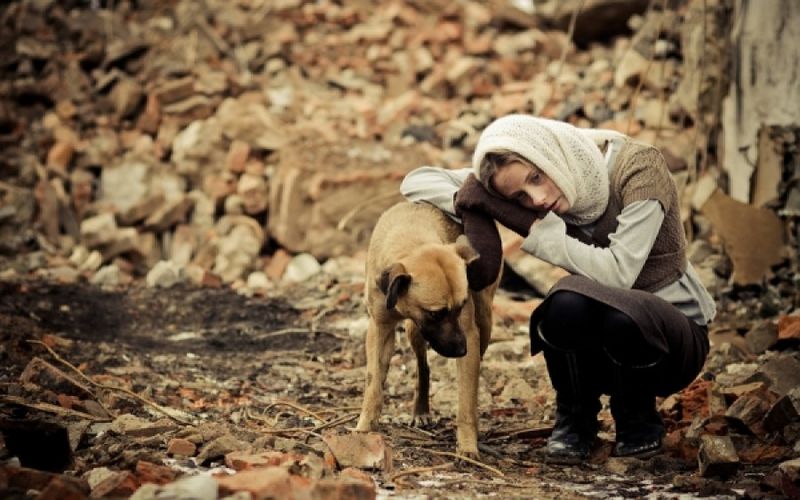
left=546, top=389, right=600, bottom=464
left=541, top=346, right=601, bottom=465
left=610, top=365, right=665, bottom=458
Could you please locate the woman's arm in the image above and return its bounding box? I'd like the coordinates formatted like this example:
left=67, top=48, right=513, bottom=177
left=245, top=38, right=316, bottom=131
left=521, top=200, right=664, bottom=289
left=400, top=166, right=472, bottom=217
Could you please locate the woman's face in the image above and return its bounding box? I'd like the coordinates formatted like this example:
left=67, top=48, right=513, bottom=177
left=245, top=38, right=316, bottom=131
left=490, top=161, right=570, bottom=214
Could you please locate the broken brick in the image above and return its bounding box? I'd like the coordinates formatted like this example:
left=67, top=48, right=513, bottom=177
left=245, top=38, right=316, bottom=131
left=167, top=438, right=197, bottom=457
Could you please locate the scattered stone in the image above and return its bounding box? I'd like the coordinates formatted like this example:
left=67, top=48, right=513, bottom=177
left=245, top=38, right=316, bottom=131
left=215, top=466, right=305, bottom=498
left=109, top=414, right=176, bottom=437
left=698, top=435, right=740, bottom=478
left=134, top=460, right=177, bottom=485
left=764, top=387, right=800, bottom=432
left=196, top=434, right=251, bottom=465
left=90, top=264, right=121, bottom=287
left=146, top=260, right=184, bottom=288
left=284, top=253, right=322, bottom=283
left=778, top=314, right=800, bottom=343
left=745, top=320, right=779, bottom=354
left=0, top=466, right=89, bottom=495
left=224, top=450, right=305, bottom=471
left=80, top=213, right=118, bottom=247
left=746, top=354, right=800, bottom=397
left=322, top=432, right=391, bottom=471
left=724, top=383, right=777, bottom=434
left=89, top=470, right=138, bottom=498
left=130, top=474, right=218, bottom=500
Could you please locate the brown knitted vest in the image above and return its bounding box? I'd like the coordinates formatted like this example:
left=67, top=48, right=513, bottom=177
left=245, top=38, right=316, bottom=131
left=566, top=139, right=687, bottom=292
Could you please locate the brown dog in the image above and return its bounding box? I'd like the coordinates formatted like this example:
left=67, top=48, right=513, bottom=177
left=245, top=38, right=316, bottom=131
left=355, top=201, right=499, bottom=458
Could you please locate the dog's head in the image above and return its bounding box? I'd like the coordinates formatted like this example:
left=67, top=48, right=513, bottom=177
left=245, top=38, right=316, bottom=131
left=378, top=235, right=478, bottom=358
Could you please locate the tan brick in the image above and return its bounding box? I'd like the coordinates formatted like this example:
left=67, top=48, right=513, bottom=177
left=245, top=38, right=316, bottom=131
left=167, top=438, right=197, bottom=457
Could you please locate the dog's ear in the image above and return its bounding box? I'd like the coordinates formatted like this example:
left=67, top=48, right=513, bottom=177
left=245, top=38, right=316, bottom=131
left=453, top=235, right=479, bottom=265
left=378, top=263, right=411, bottom=310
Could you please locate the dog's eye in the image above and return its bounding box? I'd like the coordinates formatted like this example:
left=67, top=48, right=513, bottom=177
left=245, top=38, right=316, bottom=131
left=427, top=309, right=448, bottom=321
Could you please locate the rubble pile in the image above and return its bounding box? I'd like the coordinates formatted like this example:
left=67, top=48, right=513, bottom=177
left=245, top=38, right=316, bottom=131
left=1, top=0, right=728, bottom=291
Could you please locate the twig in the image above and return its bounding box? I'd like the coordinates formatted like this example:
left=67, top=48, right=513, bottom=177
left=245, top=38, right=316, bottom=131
left=626, top=0, right=669, bottom=136
left=254, top=327, right=315, bottom=339
left=689, top=0, right=709, bottom=181
left=397, top=423, right=437, bottom=438
left=390, top=463, right=454, bottom=483
left=311, top=413, right=358, bottom=432
left=25, top=343, right=115, bottom=419
left=244, top=406, right=270, bottom=423
left=418, top=449, right=505, bottom=477
left=258, top=426, right=323, bottom=438
left=337, top=191, right=402, bottom=231
left=457, top=478, right=531, bottom=489
left=545, top=0, right=585, bottom=109
left=263, top=400, right=328, bottom=423
left=319, top=405, right=361, bottom=414
left=244, top=408, right=318, bottom=435
left=0, top=395, right=111, bottom=422
left=485, top=425, right=553, bottom=440
left=246, top=408, right=357, bottom=437
left=28, top=340, right=193, bottom=425
left=313, top=329, right=349, bottom=341
left=28, top=356, right=115, bottom=419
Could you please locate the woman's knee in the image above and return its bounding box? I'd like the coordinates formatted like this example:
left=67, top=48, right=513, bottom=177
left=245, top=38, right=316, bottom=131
left=534, top=291, right=598, bottom=351
left=601, top=309, right=664, bottom=368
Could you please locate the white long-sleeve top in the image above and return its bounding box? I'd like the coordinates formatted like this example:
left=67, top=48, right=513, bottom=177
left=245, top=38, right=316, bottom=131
left=400, top=162, right=716, bottom=326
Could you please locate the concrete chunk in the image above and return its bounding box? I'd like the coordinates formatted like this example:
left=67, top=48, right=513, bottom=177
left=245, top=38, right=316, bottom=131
left=764, top=387, right=800, bottom=432
left=698, top=435, right=740, bottom=478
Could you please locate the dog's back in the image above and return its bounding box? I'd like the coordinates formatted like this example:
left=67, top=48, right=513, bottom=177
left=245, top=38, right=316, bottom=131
left=367, top=202, right=462, bottom=275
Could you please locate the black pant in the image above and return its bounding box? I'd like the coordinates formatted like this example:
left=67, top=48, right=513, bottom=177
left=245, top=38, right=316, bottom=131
left=531, top=290, right=705, bottom=398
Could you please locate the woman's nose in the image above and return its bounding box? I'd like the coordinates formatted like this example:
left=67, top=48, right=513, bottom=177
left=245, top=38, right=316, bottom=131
left=525, top=187, right=547, bottom=208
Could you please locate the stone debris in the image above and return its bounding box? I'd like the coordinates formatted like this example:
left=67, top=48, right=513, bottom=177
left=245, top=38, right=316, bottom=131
left=698, top=435, right=739, bottom=478
left=322, top=431, right=392, bottom=471
left=1, top=0, right=794, bottom=293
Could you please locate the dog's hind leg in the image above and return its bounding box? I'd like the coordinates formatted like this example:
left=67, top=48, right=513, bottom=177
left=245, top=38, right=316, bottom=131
left=356, top=318, right=396, bottom=432
left=406, top=319, right=432, bottom=426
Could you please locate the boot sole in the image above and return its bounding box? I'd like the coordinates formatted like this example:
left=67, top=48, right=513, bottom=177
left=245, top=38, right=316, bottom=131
left=613, top=443, right=663, bottom=459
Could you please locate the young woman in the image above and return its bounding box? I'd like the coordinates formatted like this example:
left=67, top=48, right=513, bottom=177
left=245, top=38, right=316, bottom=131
left=400, top=115, right=715, bottom=464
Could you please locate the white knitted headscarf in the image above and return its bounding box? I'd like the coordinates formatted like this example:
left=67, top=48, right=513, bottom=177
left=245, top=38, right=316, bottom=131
left=472, top=115, right=625, bottom=225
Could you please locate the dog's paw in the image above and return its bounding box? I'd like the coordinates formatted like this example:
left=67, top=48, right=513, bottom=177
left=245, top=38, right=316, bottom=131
left=456, top=447, right=481, bottom=461
left=354, top=415, right=377, bottom=432
left=411, top=413, right=434, bottom=428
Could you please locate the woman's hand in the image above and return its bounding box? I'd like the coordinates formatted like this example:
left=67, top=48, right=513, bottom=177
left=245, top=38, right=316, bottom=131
left=455, top=174, right=541, bottom=236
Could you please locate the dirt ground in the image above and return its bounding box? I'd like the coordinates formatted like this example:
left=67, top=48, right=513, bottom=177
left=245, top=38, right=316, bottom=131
left=0, top=268, right=773, bottom=499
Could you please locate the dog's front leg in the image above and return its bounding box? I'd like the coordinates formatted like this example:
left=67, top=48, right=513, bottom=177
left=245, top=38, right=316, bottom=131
left=455, top=320, right=482, bottom=458
left=406, top=320, right=432, bottom=426
left=356, top=318, right=396, bottom=432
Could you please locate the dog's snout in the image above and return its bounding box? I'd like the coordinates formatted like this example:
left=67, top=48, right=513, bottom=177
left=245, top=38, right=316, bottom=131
left=432, top=339, right=467, bottom=358
left=422, top=323, right=468, bottom=358
left=449, top=342, right=467, bottom=358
